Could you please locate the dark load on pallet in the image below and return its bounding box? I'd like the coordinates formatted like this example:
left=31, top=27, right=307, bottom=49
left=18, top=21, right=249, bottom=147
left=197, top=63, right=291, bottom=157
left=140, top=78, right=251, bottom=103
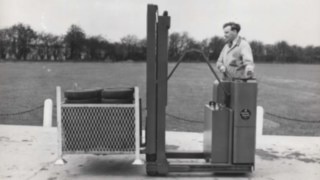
left=64, top=87, right=134, bottom=104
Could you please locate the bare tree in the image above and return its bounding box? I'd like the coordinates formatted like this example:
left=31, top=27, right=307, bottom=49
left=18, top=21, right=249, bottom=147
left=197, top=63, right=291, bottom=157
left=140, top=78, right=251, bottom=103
left=64, top=24, right=86, bottom=60
left=0, top=29, right=9, bottom=59
left=85, top=35, right=109, bottom=60
left=169, top=32, right=195, bottom=61
left=120, top=34, right=139, bottom=60
left=207, top=36, right=225, bottom=61
left=250, top=40, right=266, bottom=62
left=4, top=24, right=36, bottom=60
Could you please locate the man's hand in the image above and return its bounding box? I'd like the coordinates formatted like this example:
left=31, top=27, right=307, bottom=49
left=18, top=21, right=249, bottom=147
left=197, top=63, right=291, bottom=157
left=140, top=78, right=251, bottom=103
left=219, top=66, right=226, bottom=73
left=245, top=65, right=254, bottom=78
left=246, top=70, right=253, bottom=77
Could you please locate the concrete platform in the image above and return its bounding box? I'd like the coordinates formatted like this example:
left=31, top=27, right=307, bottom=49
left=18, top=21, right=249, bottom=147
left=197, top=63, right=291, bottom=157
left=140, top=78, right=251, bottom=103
left=1, top=125, right=320, bottom=180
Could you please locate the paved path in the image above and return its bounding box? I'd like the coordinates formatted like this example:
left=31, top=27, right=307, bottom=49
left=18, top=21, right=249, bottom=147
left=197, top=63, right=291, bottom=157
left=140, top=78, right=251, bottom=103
left=1, top=125, right=320, bottom=180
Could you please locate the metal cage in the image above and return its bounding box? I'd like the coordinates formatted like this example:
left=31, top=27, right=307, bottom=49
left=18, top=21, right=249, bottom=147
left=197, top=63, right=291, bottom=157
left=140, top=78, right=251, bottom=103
left=55, top=86, right=142, bottom=164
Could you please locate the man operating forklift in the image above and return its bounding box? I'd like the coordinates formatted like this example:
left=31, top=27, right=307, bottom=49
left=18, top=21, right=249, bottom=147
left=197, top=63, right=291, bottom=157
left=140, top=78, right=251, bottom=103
left=216, top=22, right=255, bottom=81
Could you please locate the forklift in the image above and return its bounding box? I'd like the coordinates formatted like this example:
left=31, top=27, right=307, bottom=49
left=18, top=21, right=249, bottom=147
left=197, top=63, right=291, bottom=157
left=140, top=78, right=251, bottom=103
left=145, top=4, right=258, bottom=176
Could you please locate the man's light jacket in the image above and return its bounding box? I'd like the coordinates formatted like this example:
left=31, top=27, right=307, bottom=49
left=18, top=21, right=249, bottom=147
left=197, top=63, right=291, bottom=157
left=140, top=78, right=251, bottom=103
left=216, top=36, right=254, bottom=79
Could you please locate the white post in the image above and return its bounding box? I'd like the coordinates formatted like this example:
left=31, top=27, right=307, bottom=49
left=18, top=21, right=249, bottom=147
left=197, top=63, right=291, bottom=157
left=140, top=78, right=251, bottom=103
left=256, top=106, right=264, bottom=137
left=43, top=99, right=53, bottom=127
left=132, top=86, right=144, bottom=165
left=55, top=86, right=66, bottom=165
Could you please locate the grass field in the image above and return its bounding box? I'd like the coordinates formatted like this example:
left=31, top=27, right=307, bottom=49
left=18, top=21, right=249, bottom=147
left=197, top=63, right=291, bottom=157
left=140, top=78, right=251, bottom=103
left=0, top=62, right=319, bottom=136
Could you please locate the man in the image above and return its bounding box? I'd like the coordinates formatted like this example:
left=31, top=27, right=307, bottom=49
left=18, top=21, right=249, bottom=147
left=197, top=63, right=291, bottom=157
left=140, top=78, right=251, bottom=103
left=216, top=22, right=254, bottom=80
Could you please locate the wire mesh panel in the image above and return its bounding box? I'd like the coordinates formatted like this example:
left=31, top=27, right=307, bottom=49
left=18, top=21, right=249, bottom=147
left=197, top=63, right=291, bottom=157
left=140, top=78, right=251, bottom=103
left=61, top=105, right=135, bottom=154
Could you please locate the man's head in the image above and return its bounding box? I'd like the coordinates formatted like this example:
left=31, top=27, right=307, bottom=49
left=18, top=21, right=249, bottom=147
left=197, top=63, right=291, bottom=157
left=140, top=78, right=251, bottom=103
left=223, top=22, right=241, bottom=43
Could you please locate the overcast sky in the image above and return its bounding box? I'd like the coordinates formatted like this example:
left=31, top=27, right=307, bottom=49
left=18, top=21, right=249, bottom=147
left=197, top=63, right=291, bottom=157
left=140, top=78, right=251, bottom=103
left=1, top=0, right=319, bottom=47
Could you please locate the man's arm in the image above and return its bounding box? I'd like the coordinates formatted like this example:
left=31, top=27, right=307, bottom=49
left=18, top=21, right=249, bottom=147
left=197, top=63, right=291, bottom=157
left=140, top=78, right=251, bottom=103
left=216, top=46, right=226, bottom=72
left=241, top=41, right=254, bottom=77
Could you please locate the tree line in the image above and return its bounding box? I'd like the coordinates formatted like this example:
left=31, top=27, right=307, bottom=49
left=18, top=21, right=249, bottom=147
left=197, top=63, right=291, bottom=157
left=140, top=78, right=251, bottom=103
left=0, top=23, right=319, bottom=63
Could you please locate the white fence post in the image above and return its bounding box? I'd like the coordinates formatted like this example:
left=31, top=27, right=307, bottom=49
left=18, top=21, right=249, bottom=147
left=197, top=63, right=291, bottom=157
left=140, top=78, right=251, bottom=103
left=256, top=106, right=264, bottom=137
left=43, top=99, right=53, bottom=127
left=133, top=86, right=144, bottom=165
left=55, top=86, right=66, bottom=165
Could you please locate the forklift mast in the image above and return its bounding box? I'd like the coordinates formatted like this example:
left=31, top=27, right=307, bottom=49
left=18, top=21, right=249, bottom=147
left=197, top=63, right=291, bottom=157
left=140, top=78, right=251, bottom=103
left=146, top=4, right=170, bottom=175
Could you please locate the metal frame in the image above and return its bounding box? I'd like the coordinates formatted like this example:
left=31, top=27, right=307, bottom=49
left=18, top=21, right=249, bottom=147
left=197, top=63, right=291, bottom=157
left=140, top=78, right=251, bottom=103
left=55, top=86, right=142, bottom=165
left=146, top=4, right=170, bottom=175
left=146, top=4, right=157, bottom=161
left=146, top=4, right=255, bottom=176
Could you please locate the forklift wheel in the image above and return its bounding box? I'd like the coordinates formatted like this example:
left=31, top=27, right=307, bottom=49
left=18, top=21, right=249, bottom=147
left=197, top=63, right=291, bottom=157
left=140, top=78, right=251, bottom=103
left=101, top=87, right=134, bottom=99
left=64, top=88, right=103, bottom=100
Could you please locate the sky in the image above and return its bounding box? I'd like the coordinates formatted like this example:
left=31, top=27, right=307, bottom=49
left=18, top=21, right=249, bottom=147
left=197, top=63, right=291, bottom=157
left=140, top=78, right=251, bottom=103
left=0, top=0, right=320, bottom=47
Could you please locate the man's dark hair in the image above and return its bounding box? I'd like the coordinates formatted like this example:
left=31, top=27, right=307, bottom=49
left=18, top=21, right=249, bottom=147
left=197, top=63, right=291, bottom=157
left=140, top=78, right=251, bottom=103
left=223, top=22, right=241, bottom=33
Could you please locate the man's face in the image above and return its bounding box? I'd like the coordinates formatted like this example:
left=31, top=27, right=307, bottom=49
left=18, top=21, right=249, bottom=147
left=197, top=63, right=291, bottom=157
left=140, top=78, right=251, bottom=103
left=223, top=26, right=237, bottom=43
